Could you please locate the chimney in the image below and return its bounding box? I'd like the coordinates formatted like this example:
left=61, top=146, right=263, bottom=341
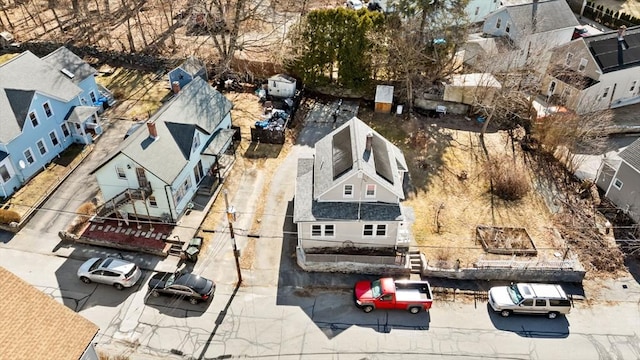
left=365, top=132, right=373, bottom=152
left=172, top=81, right=181, bottom=94
left=146, top=120, right=158, bottom=139
left=618, top=25, right=628, bottom=66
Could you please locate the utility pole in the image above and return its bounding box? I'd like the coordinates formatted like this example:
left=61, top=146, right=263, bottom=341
left=223, top=190, right=242, bottom=284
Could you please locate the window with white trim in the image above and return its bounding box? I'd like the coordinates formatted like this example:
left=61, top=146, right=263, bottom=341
left=613, top=179, right=623, bottom=190
left=496, top=18, right=502, bottom=29
left=602, top=87, right=610, bottom=99
left=29, top=112, right=38, bottom=127
left=61, top=123, right=70, bottom=137
left=565, top=53, right=573, bottom=66
left=43, top=102, right=53, bottom=118
left=192, top=133, right=200, bottom=152
left=149, top=196, right=158, bottom=207
left=363, top=224, right=387, bottom=237
left=630, top=80, right=637, bottom=92
left=343, top=184, right=354, bottom=198
left=89, top=91, right=97, bottom=103
left=49, top=131, right=59, bottom=146
left=365, top=184, right=376, bottom=197
left=24, top=149, right=34, bottom=164
left=578, top=58, right=587, bottom=72
left=36, top=139, right=47, bottom=155
left=311, top=224, right=335, bottom=237
left=474, top=7, right=479, bottom=15
left=116, top=166, right=126, bottom=179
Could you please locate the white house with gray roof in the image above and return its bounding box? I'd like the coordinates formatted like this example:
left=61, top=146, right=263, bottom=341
left=91, top=77, right=234, bottom=223
left=540, top=25, right=640, bottom=114
left=596, top=138, right=640, bottom=223
left=467, top=0, right=579, bottom=71
left=294, top=117, right=411, bottom=253
left=0, top=47, right=106, bottom=198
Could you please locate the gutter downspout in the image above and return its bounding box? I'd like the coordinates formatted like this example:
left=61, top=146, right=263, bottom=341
left=164, top=184, right=175, bottom=223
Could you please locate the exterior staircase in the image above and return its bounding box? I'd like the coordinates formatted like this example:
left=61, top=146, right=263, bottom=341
left=163, top=236, right=186, bottom=257
left=409, top=249, right=423, bottom=275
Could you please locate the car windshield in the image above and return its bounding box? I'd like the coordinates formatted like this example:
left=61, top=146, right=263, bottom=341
left=507, top=284, right=524, bottom=304
left=89, top=258, right=104, bottom=271
left=371, top=280, right=382, bottom=298
left=166, top=273, right=177, bottom=287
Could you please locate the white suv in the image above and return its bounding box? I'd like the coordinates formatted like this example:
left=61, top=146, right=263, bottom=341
left=77, top=257, right=142, bottom=290
left=488, top=283, right=571, bottom=319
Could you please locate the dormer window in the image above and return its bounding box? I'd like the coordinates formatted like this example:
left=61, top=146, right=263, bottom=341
left=192, top=133, right=200, bottom=152
left=43, top=102, right=53, bottom=118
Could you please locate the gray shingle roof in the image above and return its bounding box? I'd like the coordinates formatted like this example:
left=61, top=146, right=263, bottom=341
left=64, top=105, right=98, bottom=122
left=503, top=0, right=578, bottom=34
left=92, top=77, right=233, bottom=184
left=42, top=46, right=97, bottom=84
left=618, top=138, right=640, bottom=171
left=0, top=51, right=83, bottom=143
left=294, top=158, right=403, bottom=222
left=313, top=117, right=406, bottom=200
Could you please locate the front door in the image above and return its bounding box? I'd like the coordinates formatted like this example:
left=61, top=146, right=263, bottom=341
left=194, top=160, right=204, bottom=184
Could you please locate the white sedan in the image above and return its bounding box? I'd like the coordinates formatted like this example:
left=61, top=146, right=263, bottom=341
left=77, top=257, right=142, bottom=290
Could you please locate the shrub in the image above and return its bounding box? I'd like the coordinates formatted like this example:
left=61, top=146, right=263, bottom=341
left=487, top=157, right=530, bottom=201
left=76, top=202, right=96, bottom=223
left=0, top=209, right=21, bottom=224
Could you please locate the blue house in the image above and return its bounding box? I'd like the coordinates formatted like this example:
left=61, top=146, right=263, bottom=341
left=167, top=56, right=207, bottom=92
left=0, top=47, right=111, bottom=198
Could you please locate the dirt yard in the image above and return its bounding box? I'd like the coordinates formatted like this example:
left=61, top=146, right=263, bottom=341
left=593, top=0, right=640, bottom=18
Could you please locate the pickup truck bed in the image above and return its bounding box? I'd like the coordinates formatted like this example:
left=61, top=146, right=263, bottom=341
left=396, top=288, right=431, bottom=302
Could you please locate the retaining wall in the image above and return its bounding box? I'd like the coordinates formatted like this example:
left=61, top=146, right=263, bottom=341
left=296, top=247, right=410, bottom=276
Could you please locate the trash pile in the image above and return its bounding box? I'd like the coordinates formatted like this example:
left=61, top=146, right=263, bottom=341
left=255, top=106, right=289, bottom=131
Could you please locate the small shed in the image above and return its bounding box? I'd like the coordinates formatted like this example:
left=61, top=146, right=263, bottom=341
left=168, top=56, right=207, bottom=92
left=267, top=74, right=297, bottom=98
left=375, top=85, right=394, bottom=113
left=443, top=73, right=501, bottom=106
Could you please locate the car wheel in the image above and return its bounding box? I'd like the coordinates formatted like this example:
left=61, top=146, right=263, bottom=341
left=189, top=297, right=199, bottom=305
left=80, top=276, right=91, bottom=284
left=409, top=307, right=421, bottom=314
left=548, top=312, right=559, bottom=319
left=151, top=290, right=160, bottom=297
left=500, top=310, right=512, bottom=317
left=362, top=305, right=374, bottom=313
left=114, top=283, right=124, bottom=290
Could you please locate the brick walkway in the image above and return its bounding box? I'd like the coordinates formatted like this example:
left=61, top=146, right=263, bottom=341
left=82, top=219, right=173, bottom=251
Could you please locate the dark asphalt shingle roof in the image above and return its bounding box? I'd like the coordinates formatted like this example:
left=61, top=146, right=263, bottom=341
left=618, top=138, right=640, bottom=171
left=92, top=77, right=233, bottom=184
left=585, top=25, right=640, bottom=73
left=0, top=50, right=82, bottom=143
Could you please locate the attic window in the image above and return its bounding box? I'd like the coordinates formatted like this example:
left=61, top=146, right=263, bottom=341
left=60, top=68, right=75, bottom=79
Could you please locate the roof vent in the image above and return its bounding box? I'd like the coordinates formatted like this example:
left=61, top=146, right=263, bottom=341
left=60, top=68, right=75, bottom=79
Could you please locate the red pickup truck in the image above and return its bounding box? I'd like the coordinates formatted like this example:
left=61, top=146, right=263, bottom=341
left=354, top=277, right=433, bottom=314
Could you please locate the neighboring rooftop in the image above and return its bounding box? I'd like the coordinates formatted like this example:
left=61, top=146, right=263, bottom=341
left=618, top=137, right=640, bottom=170
left=0, top=267, right=99, bottom=360
left=585, top=25, right=640, bottom=73
left=498, top=0, right=579, bottom=34
left=42, top=46, right=97, bottom=84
